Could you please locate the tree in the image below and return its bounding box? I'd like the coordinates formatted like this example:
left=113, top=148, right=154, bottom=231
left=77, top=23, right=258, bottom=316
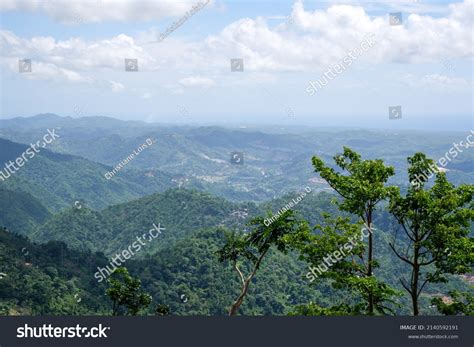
left=289, top=215, right=400, bottom=315
left=106, top=267, right=151, bottom=315
left=312, top=147, right=396, bottom=314
left=155, top=304, right=170, bottom=316
left=388, top=153, right=474, bottom=315
left=217, top=210, right=305, bottom=315
left=431, top=290, right=474, bottom=315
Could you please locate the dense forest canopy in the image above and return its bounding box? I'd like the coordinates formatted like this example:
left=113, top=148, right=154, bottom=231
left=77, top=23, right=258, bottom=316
left=0, top=122, right=472, bottom=316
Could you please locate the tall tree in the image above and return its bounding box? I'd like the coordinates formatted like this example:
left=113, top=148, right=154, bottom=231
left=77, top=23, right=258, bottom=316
left=388, top=153, right=474, bottom=315
left=312, top=147, right=395, bottom=314
left=106, top=267, right=152, bottom=316
left=217, top=210, right=305, bottom=315
left=289, top=215, right=400, bottom=315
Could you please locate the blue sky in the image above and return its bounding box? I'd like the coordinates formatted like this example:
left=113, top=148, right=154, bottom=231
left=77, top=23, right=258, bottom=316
left=0, top=0, right=472, bottom=130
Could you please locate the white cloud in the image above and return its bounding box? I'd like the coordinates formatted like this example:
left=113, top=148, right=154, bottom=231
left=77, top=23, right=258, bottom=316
left=201, top=0, right=473, bottom=71
left=0, top=0, right=204, bottom=24
left=0, top=31, right=156, bottom=70
left=0, top=0, right=472, bottom=90
left=0, top=30, right=155, bottom=90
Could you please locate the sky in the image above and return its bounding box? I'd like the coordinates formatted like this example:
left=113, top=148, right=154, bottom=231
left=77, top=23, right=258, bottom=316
left=0, top=0, right=472, bottom=130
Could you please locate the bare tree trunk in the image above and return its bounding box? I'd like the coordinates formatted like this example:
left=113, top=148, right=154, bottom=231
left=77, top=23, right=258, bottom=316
left=229, top=280, right=250, bottom=315
left=412, top=243, right=420, bottom=316
left=228, top=250, right=267, bottom=316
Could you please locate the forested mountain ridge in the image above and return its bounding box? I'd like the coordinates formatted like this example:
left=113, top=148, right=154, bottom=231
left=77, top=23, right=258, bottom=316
left=0, top=138, right=174, bottom=212
left=31, top=189, right=259, bottom=254
left=0, top=227, right=109, bottom=315
left=12, top=186, right=472, bottom=316
left=2, top=114, right=472, bottom=203
left=0, top=188, right=51, bottom=234
left=0, top=115, right=472, bottom=317
left=0, top=226, right=323, bottom=316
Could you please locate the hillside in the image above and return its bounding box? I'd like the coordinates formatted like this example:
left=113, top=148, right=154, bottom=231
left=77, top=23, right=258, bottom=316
left=0, top=227, right=109, bottom=315
left=33, top=189, right=258, bottom=254
left=1, top=114, right=472, bottom=203
left=0, top=138, right=174, bottom=212
left=0, top=188, right=51, bottom=234
left=0, top=226, right=322, bottom=316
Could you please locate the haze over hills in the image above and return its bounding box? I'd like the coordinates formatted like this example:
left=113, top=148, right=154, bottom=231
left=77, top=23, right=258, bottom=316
left=1, top=114, right=472, bottom=205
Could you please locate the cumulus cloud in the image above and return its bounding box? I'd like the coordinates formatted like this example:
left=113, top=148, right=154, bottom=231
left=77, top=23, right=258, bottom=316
left=0, top=30, right=156, bottom=90
left=201, top=0, right=473, bottom=71
left=0, top=0, right=472, bottom=89
left=1, top=31, right=156, bottom=70
left=0, top=0, right=203, bottom=24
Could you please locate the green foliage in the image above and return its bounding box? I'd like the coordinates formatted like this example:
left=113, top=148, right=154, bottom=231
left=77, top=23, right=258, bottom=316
left=106, top=267, right=152, bottom=316
left=218, top=210, right=308, bottom=315
left=128, top=228, right=321, bottom=315
left=0, top=188, right=51, bottom=235
left=0, top=138, right=173, bottom=213
left=289, top=215, right=402, bottom=314
left=1, top=139, right=472, bottom=317
left=312, top=147, right=395, bottom=217
left=0, top=227, right=109, bottom=315
left=155, top=304, right=170, bottom=316
left=289, top=302, right=353, bottom=316
left=430, top=290, right=474, bottom=316
left=388, top=152, right=474, bottom=315
left=311, top=147, right=398, bottom=314
left=33, top=189, right=257, bottom=255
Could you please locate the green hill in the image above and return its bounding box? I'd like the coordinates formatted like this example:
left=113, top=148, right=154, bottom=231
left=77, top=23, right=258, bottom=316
left=0, top=227, right=110, bottom=315
left=0, top=225, right=321, bottom=316
left=0, top=188, right=51, bottom=234
left=33, top=189, right=258, bottom=254
left=0, top=138, right=174, bottom=212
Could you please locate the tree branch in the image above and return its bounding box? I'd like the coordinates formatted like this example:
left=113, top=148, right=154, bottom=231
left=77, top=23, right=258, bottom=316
left=389, top=242, right=414, bottom=266
left=417, top=278, right=430, bottom=297
left=233, top=261, right=245, bottom=286
left=419, top=257, right=436, bottom=266
left=399, top=278, right=412, bottom=295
